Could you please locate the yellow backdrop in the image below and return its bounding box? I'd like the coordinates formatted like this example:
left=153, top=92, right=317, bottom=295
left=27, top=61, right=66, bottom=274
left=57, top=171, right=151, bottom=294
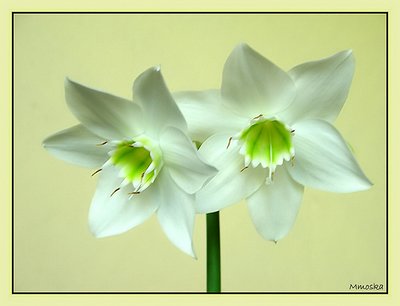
left=13, top=13, right=386, bottom=292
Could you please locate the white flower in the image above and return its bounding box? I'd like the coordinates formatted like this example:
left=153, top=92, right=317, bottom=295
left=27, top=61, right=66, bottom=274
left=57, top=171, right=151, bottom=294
left=175, top=44, right=372, bottom=242
left=43, top=67, right=217, bottom=257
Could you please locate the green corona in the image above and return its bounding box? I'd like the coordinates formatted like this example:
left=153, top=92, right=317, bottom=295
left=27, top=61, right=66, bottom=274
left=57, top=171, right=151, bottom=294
left=110, top=139, right=162, bottom=193
left=238, top=117, right=295, bottom=181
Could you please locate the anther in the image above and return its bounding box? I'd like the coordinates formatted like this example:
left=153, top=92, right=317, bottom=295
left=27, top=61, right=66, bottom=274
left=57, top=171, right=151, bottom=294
left=253, top=114, right=263, bottom=120
left=96, top=141, right=108, bottom=146
left=110, top=187, right=120, bottom=197
left=291, top=129, right=295, bottom=133
left=240, top=166, right=249, bottom=172
left=91, top=168, right=102, bottom=176
left=226, top=136, right=233, bottom=149
left=128, top=190, right=141, bottom=200
left=291, top=156, right=295, bottom=167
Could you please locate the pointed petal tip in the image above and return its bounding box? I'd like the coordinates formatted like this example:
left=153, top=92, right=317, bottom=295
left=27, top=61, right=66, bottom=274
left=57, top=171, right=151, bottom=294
left=147, top=65, right=162, bottom=75
left=330, top=49, right=352, bottom=56
left=135, top=66, right=162, bottom=81
left=64, top=76, right=75, bottom=87
left=41, top=132, right=58, bottom=148
left=64, top=77, right=85, bottom=93
left=358, top=178, right=374, bottom=191
left=88, top=216, right=110, bottom=239
left=89, top=222, right=117, bottom=239
left=267, top=235, right=287, bottom=243
left=341, top=49, right=354, bottom=60
left=89, top=226, right=104, bottom=238
left=331, top=49, right=354, bottom=63
left=41, top=140, right=52, bottom=149
left=234, top=42, right=253, bottom=54
left=64, top=77, right=70, bottom=88
left=188, top=246, right=197, bottom=259
left=236, top=42, right=249, bottom=49
left=178, top=245, right=197, bottom=258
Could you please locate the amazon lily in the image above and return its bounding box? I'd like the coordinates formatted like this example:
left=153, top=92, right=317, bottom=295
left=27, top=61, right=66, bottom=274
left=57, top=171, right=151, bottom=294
left=175, top=44, right=372, bottom=242
left=43, top=67, right=216, bottom=257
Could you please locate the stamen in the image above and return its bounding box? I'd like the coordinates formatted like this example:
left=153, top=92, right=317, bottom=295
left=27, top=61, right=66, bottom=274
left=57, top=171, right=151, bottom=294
left=133, top=173, right=146, bottom=192
left=96, top=141, right=108, bottom=146
left=226, top=136, right=233, bottom=149
left=266, top=167, right=275, bottom=185
left=91, top=168, right=102, bottom=176
left=110, top=187, right=120, bottom=197
left=253, top=114, right=263, bottom=120
left=145, top=162, right=156, bottom=175
left=240, top=166, right=249, bottom=172
left=291, top=156, right=295, bottom=167
left=128, top=191, right=140, bottom=200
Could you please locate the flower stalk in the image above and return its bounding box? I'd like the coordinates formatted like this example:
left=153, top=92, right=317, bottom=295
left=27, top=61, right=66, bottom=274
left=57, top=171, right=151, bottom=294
left=206, top=211, right=221, bottom=292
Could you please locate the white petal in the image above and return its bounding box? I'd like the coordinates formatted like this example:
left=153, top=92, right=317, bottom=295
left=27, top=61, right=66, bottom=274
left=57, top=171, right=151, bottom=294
left=247, top=166, right=304, bottom=241
left=196, top=144, right=266, bottom=213
left=159, top=127, right=217, bottom=194
left=221, top=43, right=295, bottom=117
left=287, top=119, right=372, bottom=192
left=89, top=166, right=159, bottom=238
left=173, top=90, right=248, bottom=142
left=155, top=169, right=196, bottom=257
left=133, top=67, right=187, bottom=137
left=65, top=78, right=144, bottom=140
left=198, top=132, right=237, bottom=166
left=43, top=124, right=109, bottom=168
left=279, top=50, right=355, bottom=124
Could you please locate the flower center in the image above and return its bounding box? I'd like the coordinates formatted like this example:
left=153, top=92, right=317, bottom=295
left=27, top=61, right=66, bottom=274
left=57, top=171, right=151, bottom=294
left=110, top=137, right=162, bottom=193
left=238, top=117, right=295, bottom=182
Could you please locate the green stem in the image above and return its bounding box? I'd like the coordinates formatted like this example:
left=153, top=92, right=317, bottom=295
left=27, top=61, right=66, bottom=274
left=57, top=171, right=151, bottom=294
left=206, top=211, right=221, bottom=292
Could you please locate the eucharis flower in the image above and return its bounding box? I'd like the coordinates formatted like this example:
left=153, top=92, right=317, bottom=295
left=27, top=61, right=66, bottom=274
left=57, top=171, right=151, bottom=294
left=43, top=67, right=217, bottom=256
left=175, top=44, right=372, bottom=242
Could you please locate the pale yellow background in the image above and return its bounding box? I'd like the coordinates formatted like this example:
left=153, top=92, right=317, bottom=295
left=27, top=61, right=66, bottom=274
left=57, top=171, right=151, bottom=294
left=11, top=13, right=387, bottom=293
left=2, top=1, right=400, bottom=306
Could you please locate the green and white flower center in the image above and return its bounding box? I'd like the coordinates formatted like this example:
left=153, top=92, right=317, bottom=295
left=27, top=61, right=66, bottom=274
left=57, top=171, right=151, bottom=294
left=238, top=116, right=295, bottom=182
left=110, top=137, right=163, bottom=194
